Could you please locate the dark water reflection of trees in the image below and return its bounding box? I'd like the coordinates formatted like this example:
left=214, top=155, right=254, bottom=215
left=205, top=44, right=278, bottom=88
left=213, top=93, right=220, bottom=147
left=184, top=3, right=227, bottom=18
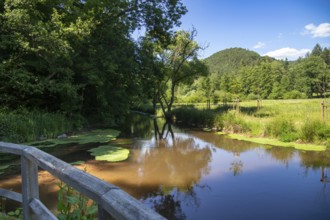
left=122, top=116, right=213, bottom=219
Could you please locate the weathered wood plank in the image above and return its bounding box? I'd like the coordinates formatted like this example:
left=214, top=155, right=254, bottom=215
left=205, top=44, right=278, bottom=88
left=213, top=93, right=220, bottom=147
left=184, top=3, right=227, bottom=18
left=98, top=204, right=113, bottom=220
left=101, top=189, right=165, bottom=220
left=29, top=198, right=57, bottom=220
left=0, top=141, right=28, bottom=155
left=22, top=147, right=117, bottom=201
left=0, top=142, right=165, bottom=220
left=0, top=188, right=22, bottom=203
left=21, top=155, right=39, bottom=220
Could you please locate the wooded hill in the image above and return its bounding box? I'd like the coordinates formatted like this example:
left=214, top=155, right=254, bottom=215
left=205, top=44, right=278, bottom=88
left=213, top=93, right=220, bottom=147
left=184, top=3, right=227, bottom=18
left=205, top=47, right=264, bottom=75
left=176, top=45, right=330, bottom=103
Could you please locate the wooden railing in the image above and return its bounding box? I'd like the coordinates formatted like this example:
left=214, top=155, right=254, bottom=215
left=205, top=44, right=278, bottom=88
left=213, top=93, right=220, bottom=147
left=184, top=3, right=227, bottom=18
left=0, top=142, right=165, bottom=220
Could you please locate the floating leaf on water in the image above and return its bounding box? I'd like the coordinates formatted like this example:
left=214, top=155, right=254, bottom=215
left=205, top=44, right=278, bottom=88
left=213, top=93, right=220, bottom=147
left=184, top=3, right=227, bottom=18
left=26, top=129, right=121, bottom=148
left=0, top=165, right=10, bottom=170
left=88, top=145, right=129, bottom=162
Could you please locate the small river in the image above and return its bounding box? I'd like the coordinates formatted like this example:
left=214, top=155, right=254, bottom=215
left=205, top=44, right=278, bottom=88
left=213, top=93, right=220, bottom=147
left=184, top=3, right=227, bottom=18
left=0, top=115, right=330, bottom=219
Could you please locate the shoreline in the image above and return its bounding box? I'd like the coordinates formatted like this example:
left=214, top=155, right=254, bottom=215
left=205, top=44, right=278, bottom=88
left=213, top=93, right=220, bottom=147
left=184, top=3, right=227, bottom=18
left=218, top=132, right=326, bottom=151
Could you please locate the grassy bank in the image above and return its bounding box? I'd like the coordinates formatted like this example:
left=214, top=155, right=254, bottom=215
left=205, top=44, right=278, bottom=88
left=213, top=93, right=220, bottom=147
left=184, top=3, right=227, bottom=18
left=173, top=99, right=330, bottom=149
left=227, top=133, right=326, bottom=151
left=0, top=108, right=85, bottom=143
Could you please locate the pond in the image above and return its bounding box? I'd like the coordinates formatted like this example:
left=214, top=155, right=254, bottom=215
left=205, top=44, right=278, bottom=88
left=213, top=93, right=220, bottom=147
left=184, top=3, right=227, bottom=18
left=0, top=115, right=330, bottom=219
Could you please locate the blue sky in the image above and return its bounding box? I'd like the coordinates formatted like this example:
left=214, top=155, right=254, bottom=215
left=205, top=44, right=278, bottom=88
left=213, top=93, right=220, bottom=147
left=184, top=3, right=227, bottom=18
left=178, top=0, right=330, bottom=60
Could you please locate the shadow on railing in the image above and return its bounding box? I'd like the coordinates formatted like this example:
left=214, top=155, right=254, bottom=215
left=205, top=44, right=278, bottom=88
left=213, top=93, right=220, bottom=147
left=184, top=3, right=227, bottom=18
left=0, top=142, right=165, bottom=220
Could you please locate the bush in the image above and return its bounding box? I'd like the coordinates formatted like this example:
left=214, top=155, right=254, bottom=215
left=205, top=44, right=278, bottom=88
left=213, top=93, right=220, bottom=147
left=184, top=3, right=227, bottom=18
left=265, top=117, right=297, bottom=142
left=246, top=93, right=259, bottom=100
left=316, top=124, right=330, bottom=140
left=172, top=107, right=216, bottom=128
left=179, top=90, right=206, bottom=103
left=299, top=119, right=330, bottom=143
left=283, top=90, right=307, bottom=99
left=222, top=111, right=250, bottom=133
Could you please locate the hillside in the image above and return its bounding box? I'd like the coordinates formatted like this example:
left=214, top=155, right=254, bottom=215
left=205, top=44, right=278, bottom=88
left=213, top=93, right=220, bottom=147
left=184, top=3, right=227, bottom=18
left=204, top=47, right=262, bottom=74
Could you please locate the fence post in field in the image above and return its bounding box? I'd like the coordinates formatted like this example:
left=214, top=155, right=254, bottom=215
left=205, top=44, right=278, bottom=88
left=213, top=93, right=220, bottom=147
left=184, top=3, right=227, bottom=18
left=236, top=99, right=240, bottom=114
left=257, top=99, right=262, bottom=111
left=321, top=101, right=328, bottom=122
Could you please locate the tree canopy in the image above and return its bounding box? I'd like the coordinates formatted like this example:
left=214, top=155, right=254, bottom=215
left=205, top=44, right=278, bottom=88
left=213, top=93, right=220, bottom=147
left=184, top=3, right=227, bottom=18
left=0, top=0, right=187, bottom=125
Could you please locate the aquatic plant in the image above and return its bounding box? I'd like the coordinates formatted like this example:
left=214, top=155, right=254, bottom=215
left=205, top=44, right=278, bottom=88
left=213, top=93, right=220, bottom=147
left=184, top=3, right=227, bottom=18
left=88, top=145, right=130, bottom=162
left=27, top=129, right=120, bottom=148
left=57, top=182, right=97, bottom=220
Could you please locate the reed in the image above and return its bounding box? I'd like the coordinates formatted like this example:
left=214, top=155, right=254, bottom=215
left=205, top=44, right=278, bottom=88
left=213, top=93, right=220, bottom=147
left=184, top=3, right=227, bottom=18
left=0, top=109, right=81, bottom=143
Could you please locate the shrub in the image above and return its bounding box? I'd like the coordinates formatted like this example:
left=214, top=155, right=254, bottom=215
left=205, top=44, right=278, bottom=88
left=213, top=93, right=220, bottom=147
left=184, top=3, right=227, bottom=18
left=213, top=114, right=224, bottom=130
left=246, top=93, right=259, bottom=100
left=222, top=111, right=250, bottom=133
left=316, top=124, right=330, bottom=140
left=265, top=117, right=297, bottom=142
left=299, top=119, right=330, bottom=143
left=172, top=107, right=216, bottom=128
left=283, top=90, right=307, bottom=99
left=299, top=120, right=316, bottom=143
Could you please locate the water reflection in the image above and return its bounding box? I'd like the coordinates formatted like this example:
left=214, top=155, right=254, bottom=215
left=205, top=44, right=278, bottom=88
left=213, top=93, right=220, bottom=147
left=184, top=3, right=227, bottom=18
left=0, top=115, right=330, bottom=219
left=152, top=193, right=187, bottom=220
left=266, top=147, right=295, bottom=166
left=230, top=160, right=244, bottom=176
left=131, top=132, right=213, bottom=189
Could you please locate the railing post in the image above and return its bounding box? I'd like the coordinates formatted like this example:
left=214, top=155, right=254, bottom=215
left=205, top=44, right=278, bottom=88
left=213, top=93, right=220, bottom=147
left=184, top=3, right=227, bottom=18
left=98, top=204, right=113, bottom=220
left=21, top=156, right=39, bottom=220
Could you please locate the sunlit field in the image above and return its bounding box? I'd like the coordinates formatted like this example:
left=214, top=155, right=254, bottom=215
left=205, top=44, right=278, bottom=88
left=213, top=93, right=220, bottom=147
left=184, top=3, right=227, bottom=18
left=173, top=99, right=330, bottom=148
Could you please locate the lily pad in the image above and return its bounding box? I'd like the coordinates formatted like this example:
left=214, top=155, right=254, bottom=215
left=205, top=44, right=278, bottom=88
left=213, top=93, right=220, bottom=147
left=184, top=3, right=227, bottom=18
left=26, top=129, right=120, bottom=148
left=0, top=165, right=10, bottom=170
left=88, top=145, right=129, bottom=162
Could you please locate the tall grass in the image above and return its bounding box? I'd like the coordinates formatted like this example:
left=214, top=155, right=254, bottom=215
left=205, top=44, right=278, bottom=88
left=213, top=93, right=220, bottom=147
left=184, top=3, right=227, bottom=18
left=172, top=107, right=217, bottom=128
left=265, top=117, right=298, bottom=142
left=221, top=111, right=251, bottom=133
left=173, top=99, right=330, bottom=147
left=0, top=109, right=83, bottom=143
left=299, top=119, right=330, bottom=143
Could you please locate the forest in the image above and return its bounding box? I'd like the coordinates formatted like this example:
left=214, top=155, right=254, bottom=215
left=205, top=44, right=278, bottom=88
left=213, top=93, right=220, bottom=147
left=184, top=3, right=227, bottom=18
left=0, top=0, right=191, bottom=125
left=176, top=45, right=330, bottom=104
left=0, top=0, right=330, bottom=144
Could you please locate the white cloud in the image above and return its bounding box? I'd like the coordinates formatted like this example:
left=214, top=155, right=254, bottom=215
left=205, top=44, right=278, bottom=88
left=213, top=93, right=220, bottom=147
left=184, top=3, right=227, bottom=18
left=304, top=23, right=330, bottom=38
left=264, top=47, right=310, bottom=60
left=253, top=42, right=265, bottom=49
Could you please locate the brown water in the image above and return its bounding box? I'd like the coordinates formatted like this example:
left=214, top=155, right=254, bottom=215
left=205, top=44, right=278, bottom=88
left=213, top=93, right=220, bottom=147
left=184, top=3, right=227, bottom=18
left=1, top=117, right=330, bottom=219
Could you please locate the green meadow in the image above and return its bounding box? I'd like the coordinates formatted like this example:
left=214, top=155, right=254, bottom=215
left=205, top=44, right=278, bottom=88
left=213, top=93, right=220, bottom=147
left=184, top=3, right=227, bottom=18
left=173, top=98, right=330, bottom=150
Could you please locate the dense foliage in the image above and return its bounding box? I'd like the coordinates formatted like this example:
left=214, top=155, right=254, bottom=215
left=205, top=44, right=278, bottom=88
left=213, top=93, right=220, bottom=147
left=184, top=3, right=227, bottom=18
left=0, top=0, right=187, bottom=126
left=177, top=45, right=330, bottom=103
left=138, top=29, right=208, bottom=119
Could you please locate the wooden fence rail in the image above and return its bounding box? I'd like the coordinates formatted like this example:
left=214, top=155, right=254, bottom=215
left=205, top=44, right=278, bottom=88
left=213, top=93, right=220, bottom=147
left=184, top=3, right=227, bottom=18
left=0, top=142, right=165, bottom=220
